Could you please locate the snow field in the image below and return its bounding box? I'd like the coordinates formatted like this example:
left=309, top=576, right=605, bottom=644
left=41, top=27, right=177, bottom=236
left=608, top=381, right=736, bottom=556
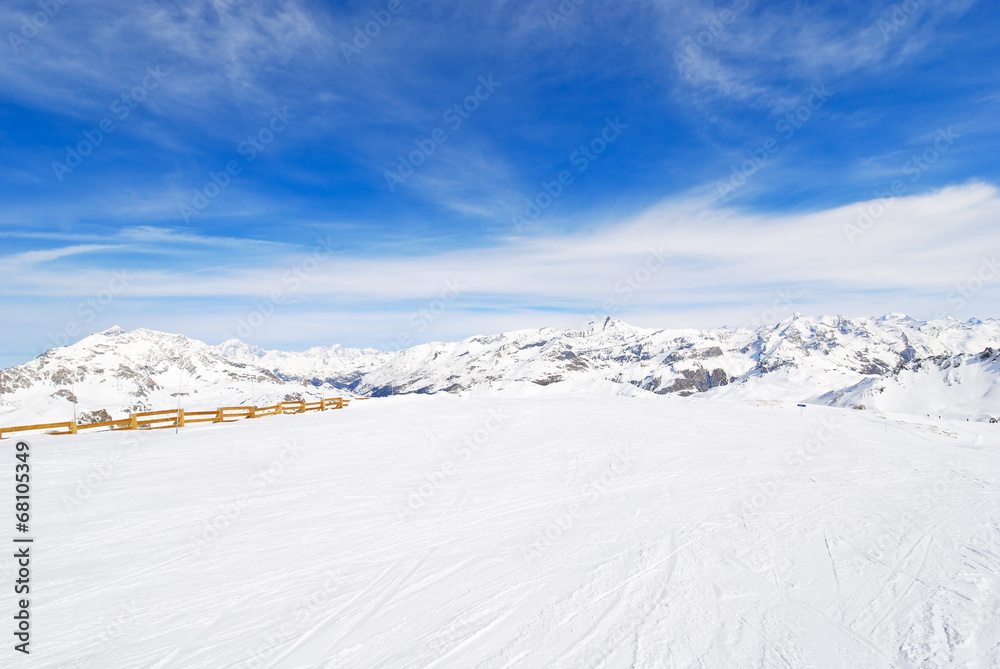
left=3, top=394, right=1000, bottom=667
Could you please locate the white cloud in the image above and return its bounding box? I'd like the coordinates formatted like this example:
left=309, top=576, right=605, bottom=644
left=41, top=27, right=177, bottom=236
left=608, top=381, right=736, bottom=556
left=3, top=182, right=999, bottom=353
left=0, top=244, right=117, bottom=268
left=0, top=0, right=333, bottom=130
left=663, top=0, right=981, bottom=111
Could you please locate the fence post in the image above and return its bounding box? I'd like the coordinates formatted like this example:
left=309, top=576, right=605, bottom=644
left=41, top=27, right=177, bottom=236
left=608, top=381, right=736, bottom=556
left=0, top=396, right=350, bottom=439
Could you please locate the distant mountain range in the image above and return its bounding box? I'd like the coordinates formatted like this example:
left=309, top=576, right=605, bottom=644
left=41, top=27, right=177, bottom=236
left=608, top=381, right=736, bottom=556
left=2, top=314, right=999, bottom=424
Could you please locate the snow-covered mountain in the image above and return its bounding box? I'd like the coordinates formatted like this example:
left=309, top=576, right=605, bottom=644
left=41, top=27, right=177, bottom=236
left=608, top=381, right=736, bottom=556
left=0, top=326, right=336, bottom=425
left=370, top=315, right=1000, bottom=418
left=221, top=314, right=1000, bottom=420
left=216, top=339, right=391, bottom=386
left=2, top=314, right=1000, bottom=424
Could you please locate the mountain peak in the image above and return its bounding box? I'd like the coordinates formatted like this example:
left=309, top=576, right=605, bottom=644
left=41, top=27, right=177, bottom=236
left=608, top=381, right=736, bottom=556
left=7, top=315, right=1000, bottom=422
left=216, top=339, right=267, bottom=359
left=587, top=316, right=629, bottom=333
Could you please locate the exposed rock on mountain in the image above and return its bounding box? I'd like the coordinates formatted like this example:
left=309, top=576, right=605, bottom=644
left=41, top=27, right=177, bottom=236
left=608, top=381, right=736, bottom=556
left=2, top=314, right=999, bottom=424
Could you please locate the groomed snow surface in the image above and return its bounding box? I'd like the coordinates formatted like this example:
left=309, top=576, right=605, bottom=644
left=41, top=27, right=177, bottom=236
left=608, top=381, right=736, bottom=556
left=5, top=394, right=1000, bottom=668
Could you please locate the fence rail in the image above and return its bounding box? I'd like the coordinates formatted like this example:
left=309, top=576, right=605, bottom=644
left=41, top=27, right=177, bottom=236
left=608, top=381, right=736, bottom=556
left=0, top=397, right=350, bottom=440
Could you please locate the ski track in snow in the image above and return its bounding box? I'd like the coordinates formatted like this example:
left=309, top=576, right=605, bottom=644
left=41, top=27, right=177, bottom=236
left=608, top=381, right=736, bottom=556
left=4, top=393, right=1000, bottom=668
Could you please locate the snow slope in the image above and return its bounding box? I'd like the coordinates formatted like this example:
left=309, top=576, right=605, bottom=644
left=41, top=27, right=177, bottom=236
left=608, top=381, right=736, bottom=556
left=6, top=395, right=1000, bottom=667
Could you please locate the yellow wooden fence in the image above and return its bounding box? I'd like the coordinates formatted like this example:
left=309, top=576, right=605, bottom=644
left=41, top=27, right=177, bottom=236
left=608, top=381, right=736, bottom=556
left=0, top=397, right=351, bottom=440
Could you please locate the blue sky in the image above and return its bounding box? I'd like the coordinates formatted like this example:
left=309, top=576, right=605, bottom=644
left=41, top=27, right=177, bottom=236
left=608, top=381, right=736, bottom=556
left=1, top=0, right=1000, bottom=366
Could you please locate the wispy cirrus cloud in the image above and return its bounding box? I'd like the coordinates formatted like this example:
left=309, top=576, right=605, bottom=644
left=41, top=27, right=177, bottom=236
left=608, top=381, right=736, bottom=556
left=663, top=0, right=981, bottom=111
left=0, top=0, right=332, bottom=120
left=0, top=244, right=118, bottom=268
left=3, top=183, right=998, bottom=361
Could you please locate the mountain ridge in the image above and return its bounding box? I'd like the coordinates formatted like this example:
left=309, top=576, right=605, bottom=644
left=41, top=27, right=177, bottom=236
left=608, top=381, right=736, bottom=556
left=2, top=314, right=999, bottom=424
